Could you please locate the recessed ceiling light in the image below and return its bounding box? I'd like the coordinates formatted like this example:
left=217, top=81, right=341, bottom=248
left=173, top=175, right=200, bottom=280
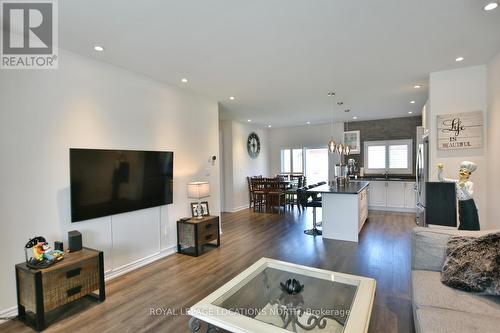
left=455, top=57, right=464, bottom=62
left=247, top=119, right=252, bottom=122
left=306, top=121, right=311, bottom=125
left=268, top=125, right=272, bottom=128
left=352, top=116, right=358, bottom=120
left=414, top=85, right=421, bottom=89
left=181, top=78, right=188, bottom=83
left=229, top=96, right=235, bottom=100
left=409, top=111, right=413, bottom=114
left=410, top=100, right=416, bottom=104
left=93, top=45, right=104, bottom=52
left=484, top=2, right=498, bottom=11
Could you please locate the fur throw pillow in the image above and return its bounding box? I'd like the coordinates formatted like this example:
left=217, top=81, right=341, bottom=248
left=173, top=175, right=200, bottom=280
left=441, top=232, right=500, bottom=295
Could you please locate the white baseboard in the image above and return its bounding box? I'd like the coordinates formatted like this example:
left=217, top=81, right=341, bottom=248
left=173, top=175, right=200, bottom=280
left=0, top=246, right=177, bottom=324
left=232, top=204, right=249, bottom=212
left=105, top=245, right=177, bottom=281
left=0, top=306, right=18, bottom=324
left=368, top=206, right=416, bottom=213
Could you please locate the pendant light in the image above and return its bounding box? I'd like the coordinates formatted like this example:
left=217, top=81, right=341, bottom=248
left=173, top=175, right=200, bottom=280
left=327, top=91, right=350, bottom=156
left=327, top=92, right=337, bottom=154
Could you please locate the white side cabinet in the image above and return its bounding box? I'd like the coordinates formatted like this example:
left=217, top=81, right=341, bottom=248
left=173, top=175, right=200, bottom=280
left=365, top=180, right=416, bottom=212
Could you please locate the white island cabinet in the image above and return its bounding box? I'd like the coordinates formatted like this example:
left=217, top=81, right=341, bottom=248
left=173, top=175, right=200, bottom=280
left=307, top=182, right=369, bottom=243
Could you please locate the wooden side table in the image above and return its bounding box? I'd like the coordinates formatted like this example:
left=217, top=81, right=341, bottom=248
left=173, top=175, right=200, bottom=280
left=177, top=215, right=220, bottom=256
left=15, top=247, right=105, bottom=331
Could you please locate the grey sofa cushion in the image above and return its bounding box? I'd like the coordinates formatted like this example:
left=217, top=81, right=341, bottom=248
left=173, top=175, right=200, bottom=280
left=441, top=232, right=500, bottom=295
left=412, top=229, right=451, bottom=271
left=415, top=307, right=500, bottom=333
left=411, top=227, right=499, bottom=271
left=412, top=270, right=500, bottom=318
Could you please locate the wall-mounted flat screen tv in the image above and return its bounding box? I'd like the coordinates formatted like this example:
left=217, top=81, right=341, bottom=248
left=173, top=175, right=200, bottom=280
left=70, top=148, right=173, bottom=222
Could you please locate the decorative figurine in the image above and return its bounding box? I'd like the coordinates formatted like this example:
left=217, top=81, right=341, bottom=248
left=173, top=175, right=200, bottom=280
left=25, top=236, right=64, bottom=269
left=32, top=242, right=46, bottom=261
left=437, top=161, right=480, bottom=230
left=42, top=243, right=64, bottom=263
left=280, top=278, right=304, bottom=295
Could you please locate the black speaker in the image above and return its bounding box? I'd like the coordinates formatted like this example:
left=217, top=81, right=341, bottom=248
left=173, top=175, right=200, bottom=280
left=425, top=182, right=457, bottom=227
left=54, top=241, right=64, bottom=251
left=68, top=230, right=82, bottom=252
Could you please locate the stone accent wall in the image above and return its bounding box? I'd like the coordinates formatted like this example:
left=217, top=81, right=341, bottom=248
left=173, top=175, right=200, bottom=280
left=344, top=116, right=422, bottom=176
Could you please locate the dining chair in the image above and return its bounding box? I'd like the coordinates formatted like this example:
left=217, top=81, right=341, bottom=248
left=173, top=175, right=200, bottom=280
left=267, top=179, right=287, bottom=214
left=252, top=178, right=267, bottom=212
left=284, top=175, right=304, bottom=211
left=247, top=176, right=254, bottom=208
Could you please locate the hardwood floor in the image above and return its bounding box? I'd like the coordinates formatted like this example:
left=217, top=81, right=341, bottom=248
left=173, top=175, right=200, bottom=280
left=0, top=209, right=416, bottom=333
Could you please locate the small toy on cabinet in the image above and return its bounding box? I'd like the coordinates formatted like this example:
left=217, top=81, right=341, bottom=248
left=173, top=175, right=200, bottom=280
left=24, top=236, right=64, bottom=269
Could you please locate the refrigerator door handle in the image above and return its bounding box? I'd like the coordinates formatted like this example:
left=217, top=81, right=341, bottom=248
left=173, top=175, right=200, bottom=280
left=415, top=147, right=422, bottom=195
left=416, top=147, right=421, bottom=184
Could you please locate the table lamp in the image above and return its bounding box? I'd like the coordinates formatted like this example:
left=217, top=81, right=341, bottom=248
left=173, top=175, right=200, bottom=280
left=187, top=181, right=210, bottom=219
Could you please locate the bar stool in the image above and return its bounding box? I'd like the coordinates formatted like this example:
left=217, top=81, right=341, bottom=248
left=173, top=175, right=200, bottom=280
left=297, top=187, right=322, bottom=236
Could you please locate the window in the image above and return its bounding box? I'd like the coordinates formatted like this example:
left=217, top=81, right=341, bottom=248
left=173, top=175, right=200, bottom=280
left=292, top=149, right=303, bottom=173
left=364, top=139, right=413, bottom=174
left=367, top=145, right=386, bottom=169
left=305, top=148, right=328, bottom=184
left=281, top=148, right=303, bottom=174
left=282, top=149, right=291, bottom=173
left=389, top=145, right=409, bottom=169
left=281, top=147, right=328, bottom=183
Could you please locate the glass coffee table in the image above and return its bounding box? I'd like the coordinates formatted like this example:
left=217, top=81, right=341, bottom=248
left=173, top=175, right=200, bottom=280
left=188, top=258, right=376, bottom=333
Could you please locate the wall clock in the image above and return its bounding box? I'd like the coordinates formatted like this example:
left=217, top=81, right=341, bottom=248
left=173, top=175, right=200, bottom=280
left=247, top=132, right=261, bottom=159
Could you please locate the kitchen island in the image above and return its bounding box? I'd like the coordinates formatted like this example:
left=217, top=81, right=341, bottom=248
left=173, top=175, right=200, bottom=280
left=307, top=181, right=369, bottom=242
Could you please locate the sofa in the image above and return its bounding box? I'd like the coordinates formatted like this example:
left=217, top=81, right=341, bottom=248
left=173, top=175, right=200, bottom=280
left=411, top=227, right=500, bottom=333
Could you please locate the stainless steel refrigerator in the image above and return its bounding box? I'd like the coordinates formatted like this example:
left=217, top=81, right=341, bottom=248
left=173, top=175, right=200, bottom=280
left=415, top=126, right=429, bottom=226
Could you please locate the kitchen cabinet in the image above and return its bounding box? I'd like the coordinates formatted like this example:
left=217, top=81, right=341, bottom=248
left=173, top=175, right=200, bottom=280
left=405, top=182, right=416, bottom=209
left=358, top=188, right=368, bottom=232
left=387, top=182, right=406, bottom=208
left=363, top=180, right=416, bottom=212
left=368, top=181, right=387, bottom=207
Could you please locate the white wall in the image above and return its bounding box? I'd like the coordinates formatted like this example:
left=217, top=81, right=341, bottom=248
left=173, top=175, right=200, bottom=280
left=0, top=49, right=220, bottom=314
left=428, top=65, right=489, bottom=227
left=220, top=120, right=269, bottom=212
left=269, top=122, right=344, bottom=180
left=422, top=100, right=430, bottom=130
left=487, top=49, right=500, bottom=229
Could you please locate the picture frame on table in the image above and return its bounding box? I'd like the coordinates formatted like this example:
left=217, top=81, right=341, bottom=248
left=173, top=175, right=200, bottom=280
left=190, top=201, right=210, bottom=217
left=200, top=201, right=210, bottom=216
left=344, top=130, right=361, bottom=154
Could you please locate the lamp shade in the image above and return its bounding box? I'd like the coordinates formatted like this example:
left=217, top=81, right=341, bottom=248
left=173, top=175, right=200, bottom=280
left=187, top=182, right=210, bottom=199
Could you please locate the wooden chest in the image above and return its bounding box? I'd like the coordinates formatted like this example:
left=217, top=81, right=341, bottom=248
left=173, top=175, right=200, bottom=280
left=15, top=248, right=105, bottom=331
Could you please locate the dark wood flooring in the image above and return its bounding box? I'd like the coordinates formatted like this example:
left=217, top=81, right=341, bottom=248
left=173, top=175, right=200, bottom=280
left=0, top=209, right=416, bottom=333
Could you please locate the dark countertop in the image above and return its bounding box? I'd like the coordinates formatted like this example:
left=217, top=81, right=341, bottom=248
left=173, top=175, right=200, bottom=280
left=307, top=181, right=370, bottom=195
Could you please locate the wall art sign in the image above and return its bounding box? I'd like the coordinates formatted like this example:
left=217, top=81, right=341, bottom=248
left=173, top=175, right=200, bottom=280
left=437, top=111, right=483, bottom=150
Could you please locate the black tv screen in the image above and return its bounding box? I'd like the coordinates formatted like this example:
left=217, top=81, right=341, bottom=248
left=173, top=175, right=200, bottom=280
left=70, top=148, right=173, bottom=222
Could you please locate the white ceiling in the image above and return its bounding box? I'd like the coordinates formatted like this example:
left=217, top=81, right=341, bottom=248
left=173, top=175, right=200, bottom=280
left=59, top=0, right=500, bottom=127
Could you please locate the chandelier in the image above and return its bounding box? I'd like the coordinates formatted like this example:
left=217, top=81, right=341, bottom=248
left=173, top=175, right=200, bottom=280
left=327, top=92, right=350, bottom=155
